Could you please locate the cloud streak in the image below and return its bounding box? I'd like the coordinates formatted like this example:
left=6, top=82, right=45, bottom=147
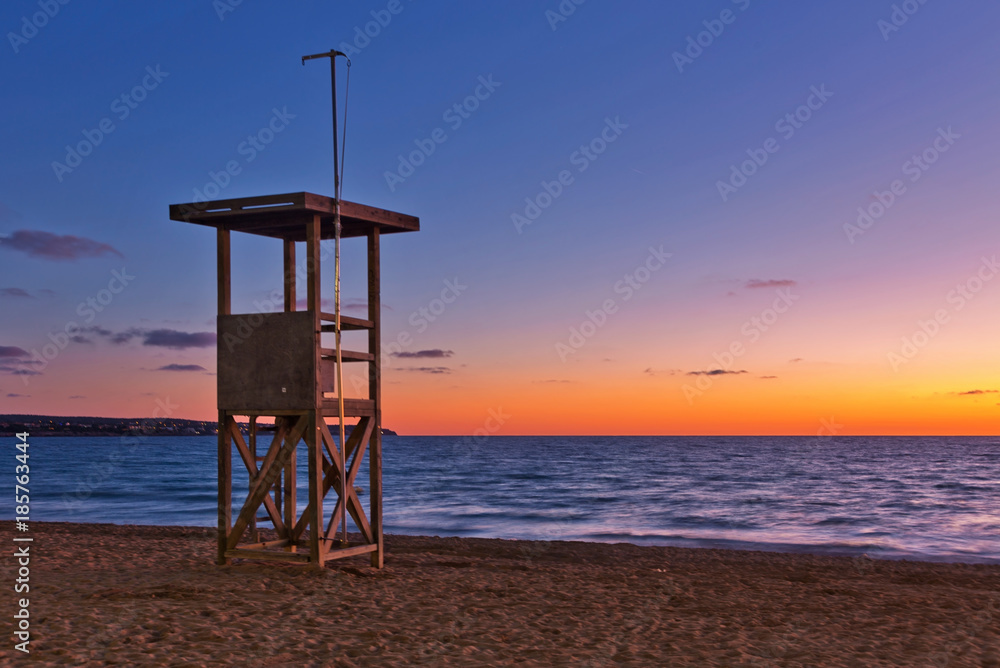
left=391, top=349, right=454, bottom=359
left=397, top=366, right=451, bottom=374
left=94, top=327, right=216, bottom=350
left=142, top=329, right=216, bottom=349
left=157, top=364, right=208, bottom=372
left=0, top=229, right=123, bottom=261
left=745, top=279, right=796, bottom=289
left=686, top=369, right=748, bottom=376
left=0, top=346, right=43, bottom=376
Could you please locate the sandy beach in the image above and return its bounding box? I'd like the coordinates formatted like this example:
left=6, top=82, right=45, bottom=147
left=3, top=521, right=998, bottom=666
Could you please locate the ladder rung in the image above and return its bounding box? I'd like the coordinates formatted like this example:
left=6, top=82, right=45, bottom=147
left=319, top=313, right=374, bottom=330
left=320, top=348, right=374, bottom=362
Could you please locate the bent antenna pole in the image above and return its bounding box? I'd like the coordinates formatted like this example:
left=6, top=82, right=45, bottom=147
left=302, top=48, right=352, bottom=547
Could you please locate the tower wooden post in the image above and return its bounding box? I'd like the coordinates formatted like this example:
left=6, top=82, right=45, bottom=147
left=170, top=193, right=418, bottom=568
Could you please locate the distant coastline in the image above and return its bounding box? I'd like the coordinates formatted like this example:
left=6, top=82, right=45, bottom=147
left=0, top=415, right=397, bottom=437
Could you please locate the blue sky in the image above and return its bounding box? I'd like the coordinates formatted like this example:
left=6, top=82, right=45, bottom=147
left=2, top=1, right=998, bottom=433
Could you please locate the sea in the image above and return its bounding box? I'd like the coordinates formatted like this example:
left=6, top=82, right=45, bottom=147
left=16, top=435, right=1000, bottom=564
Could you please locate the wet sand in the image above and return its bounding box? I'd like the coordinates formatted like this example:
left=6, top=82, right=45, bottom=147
left=2, top=521, right=998, bottom=666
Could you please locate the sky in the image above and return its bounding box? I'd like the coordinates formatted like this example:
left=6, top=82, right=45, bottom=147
left=1, top=0, right=998, bottom=435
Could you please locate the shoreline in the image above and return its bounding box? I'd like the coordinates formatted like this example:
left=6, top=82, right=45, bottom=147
left=11, top=518, right=998, bottom=566
left=5, top=521, right=999, bottom=665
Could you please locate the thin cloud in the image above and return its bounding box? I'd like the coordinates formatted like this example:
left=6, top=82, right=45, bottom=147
left=397, top=366, right=451, bottom=374
left=142, top=329, right=215, bottom=349
left=745, top=279, right=796, bottom=289
left=759, top=375, right=778, bottom=379
left=103, top=327, right=216, bottom=350
left=68, top=395, right=85, bottom=399
left=686, top=369, right=748, bottom=376
left=789, top=358, right=804, bottom=363
left=0, top=229, right=123, bottom=260
left=644, top=368, right=680, bottom=377
left=0, top=287, right=33, bottom=298
left=392, top=349, right=454, bottom=359
left=296, top=297, right=335, bottom=311
left=342, top=298, right=373, bottom=312
left=347, top=298, right=392, bottom=311
left=78, top=325, right=113, bottom=335
left=157, top=364, right=208, bottom=372
left=67, top=326, right=114, bottom=345
left=0, top=348, right=43, bottom=375
left=6, top=393, right=27, bottom=398
left=532, top=379, right=575, bottom=384
left=955, top=389, right=998, bottom=396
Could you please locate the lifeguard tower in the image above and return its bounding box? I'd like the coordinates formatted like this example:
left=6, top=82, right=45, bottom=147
left=168, top=192, right=418, bottom=568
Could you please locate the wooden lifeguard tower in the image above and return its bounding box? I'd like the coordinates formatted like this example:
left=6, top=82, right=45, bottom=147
left=168, top=192, right=418, bottom=568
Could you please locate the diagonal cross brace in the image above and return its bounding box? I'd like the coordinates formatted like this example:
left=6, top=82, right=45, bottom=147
left=322, top=418, right=373, bottom=545
left=290, top=417, right=373, bottom=544
left=227, top=415, right=307, bottom=551
left=229, top=418, right=286, bottom=535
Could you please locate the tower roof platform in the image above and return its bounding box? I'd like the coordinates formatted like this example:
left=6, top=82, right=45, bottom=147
left=169, top=192, right=419, bottom=241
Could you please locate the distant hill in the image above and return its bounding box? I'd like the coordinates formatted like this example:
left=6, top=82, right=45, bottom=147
left=0, top=415, right=397, bottom=437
